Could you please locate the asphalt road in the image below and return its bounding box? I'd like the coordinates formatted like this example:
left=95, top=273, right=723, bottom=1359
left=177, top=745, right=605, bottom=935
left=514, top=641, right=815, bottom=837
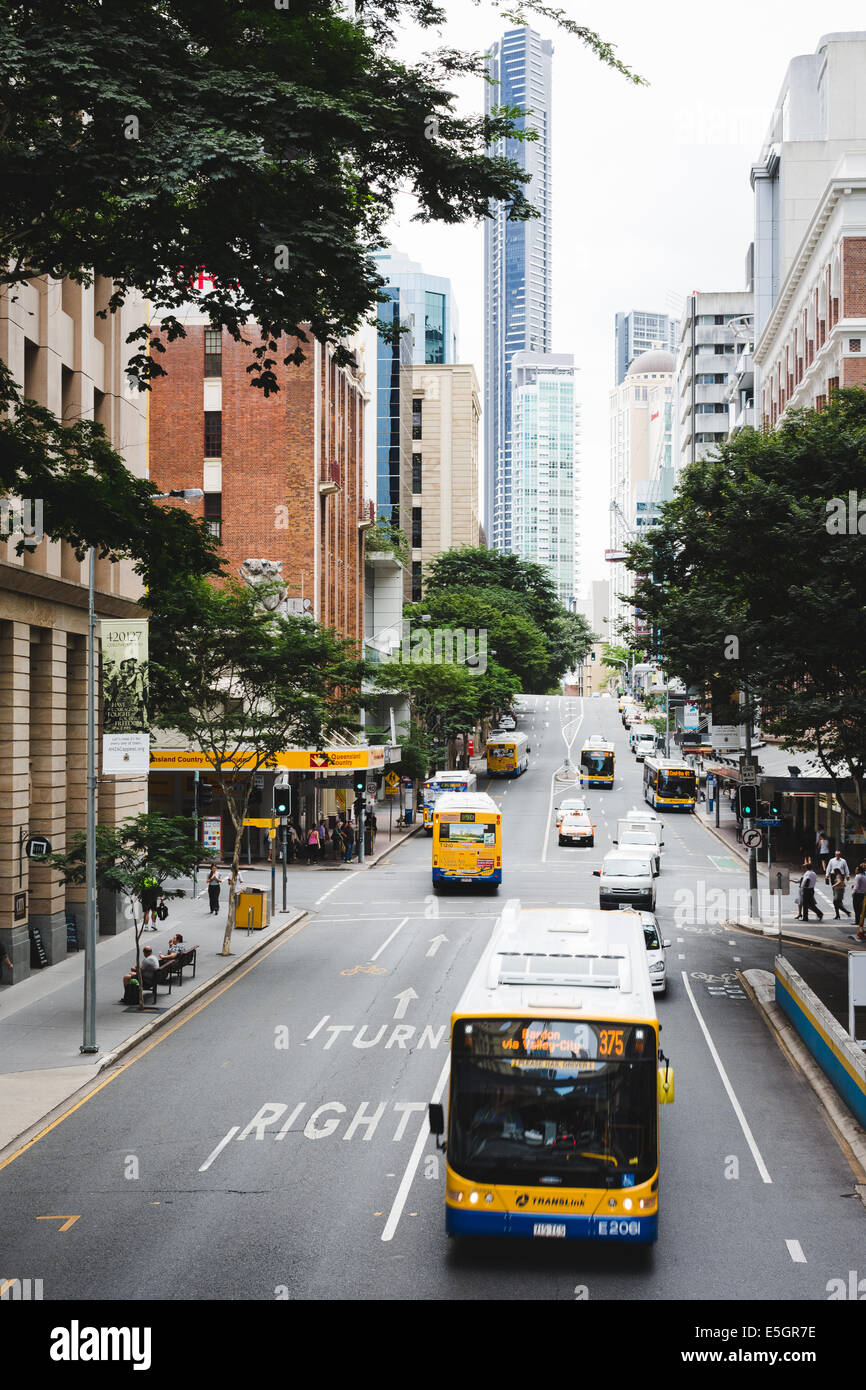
left=2, top=693, right=864, bottom=1302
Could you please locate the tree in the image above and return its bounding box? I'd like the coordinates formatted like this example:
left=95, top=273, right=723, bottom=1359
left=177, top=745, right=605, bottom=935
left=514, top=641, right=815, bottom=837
left=0, top=0, right=642, bottom=398
left=148, top=578, right=366, bottom=954
left=626, top=389, right=866, bottom=820
left=404, top=588, right=551, bottom=691
left=375, top=656, right=520, bottom=768
left=46, top=814, right=205, bottom=1011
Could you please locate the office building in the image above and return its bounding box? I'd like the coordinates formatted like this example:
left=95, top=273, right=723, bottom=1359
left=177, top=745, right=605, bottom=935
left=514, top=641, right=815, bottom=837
left=676, top=293, right=753, bottom=472
left=408, top=364, right=480, bottom=600
left=614, top=310, right=679, bottom=386
left=511, top=352, right=578, bottom=607
left=484, top=25, right=553, bottom=551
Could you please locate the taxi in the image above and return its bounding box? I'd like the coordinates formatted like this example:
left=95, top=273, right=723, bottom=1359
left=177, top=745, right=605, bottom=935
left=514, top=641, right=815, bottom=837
left=558, top=810, right=595, bottom=847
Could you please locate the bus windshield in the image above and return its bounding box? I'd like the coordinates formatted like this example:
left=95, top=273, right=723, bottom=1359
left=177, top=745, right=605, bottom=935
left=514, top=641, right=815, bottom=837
left=450, top=1019, right=656, bottom=1185
left=658, top=770, right=695, bottom=797
left=437, top=820, right=497, bottom=845
left=581, top=751, right=614, bottom=776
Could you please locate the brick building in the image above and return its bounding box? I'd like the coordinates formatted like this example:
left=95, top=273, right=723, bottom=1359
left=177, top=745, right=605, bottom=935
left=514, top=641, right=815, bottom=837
left=0, top=276, right=148, bottom=985
left=148, top=314, right=370, bottom=642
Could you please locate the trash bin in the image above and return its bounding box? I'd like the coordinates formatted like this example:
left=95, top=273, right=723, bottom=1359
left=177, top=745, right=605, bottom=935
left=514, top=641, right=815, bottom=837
left=235, top=888, right=269, bottom=931
left=404, top=809, right=413, bottom=826
left=364, top=822, right=374, bottom=854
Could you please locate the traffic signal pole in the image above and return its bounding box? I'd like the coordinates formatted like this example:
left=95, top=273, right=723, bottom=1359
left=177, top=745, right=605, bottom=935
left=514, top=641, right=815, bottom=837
left=743, top=684, right=759, bottom=921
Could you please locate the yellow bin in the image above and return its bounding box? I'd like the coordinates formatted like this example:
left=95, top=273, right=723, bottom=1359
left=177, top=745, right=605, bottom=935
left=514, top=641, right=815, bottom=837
left=235, top=888, right=268, bottom=931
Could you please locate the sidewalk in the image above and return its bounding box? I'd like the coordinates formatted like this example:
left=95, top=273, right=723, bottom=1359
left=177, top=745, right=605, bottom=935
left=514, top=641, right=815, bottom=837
left=694, top=800, right=866, bottom=952
left=239, top=815, right=421, bottom=874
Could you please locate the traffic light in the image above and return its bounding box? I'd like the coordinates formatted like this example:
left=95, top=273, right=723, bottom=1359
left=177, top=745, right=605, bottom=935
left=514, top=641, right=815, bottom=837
left=354, top=775, right=365, bottom=798
left=273, top=783, right=291, bottom=816
left=199, top=782, right=213, bottom=807
left=764, top=789, right=780, bottom=819
left=737, top=785, right=757, bottom=820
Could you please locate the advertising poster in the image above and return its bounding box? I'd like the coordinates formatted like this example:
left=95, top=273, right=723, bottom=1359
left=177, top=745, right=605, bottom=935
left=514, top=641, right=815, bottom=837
left=202, top=816, right=222, bottom=857
left=100, top=620, right=150, bottom=774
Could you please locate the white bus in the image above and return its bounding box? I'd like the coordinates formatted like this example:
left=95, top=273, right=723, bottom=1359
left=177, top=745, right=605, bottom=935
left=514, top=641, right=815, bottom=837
left=421, top=770, right=478, bottom=833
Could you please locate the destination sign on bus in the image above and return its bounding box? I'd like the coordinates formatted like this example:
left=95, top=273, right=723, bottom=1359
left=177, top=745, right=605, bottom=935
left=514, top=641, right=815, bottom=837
left=457, top=1019, right=645, bottom=1061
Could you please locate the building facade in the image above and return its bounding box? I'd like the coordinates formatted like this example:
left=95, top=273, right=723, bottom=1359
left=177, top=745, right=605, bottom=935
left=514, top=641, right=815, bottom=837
left=371, top=248, right=459, bottom=367
left=676, top=293, right=753, bottom=472
left=614, top=310, right=679, bottom=386
left=510, top=352, right=579, bottom=608
left=484, top=25, right=553, bottom=551
left=609, top=349, right=675, bottom=639
left=0, top=276, right=148, bottom=984
left=149, top=314, right=369, bottom=646
left=409, top=364, right=481, bottom=599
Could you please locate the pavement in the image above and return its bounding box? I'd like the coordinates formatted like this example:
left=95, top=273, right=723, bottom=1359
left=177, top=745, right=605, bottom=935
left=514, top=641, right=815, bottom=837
left=695, top=798, right=866, bottom=952
left=0, top=817, right=421, bottom=1158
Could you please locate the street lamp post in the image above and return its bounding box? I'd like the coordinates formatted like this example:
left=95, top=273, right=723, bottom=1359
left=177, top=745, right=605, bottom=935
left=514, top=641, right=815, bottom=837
left=80, top=488, right=204, bottom=1056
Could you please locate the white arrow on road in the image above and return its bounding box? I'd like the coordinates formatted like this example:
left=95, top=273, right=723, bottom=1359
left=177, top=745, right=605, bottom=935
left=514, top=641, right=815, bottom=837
left=426, top=934, right=448, bottom=957
left=393, top=988, right=419, bottom=1019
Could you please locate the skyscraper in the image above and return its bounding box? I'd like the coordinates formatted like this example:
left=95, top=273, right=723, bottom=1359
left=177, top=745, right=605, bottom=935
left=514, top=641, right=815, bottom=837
left=614, top=310, right=679, bottom=385
left=511, top=352, right=578, bottom=608
left=484, top=26, right=553, bottom=552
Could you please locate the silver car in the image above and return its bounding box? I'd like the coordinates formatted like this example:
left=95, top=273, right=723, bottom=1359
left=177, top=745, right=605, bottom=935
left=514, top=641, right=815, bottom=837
left=638, top=911, right=670, bottom=995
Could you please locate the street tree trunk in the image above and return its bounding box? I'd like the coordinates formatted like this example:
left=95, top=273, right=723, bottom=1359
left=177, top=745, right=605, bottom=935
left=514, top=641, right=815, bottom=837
left=220, top=781, right=253, bottom=956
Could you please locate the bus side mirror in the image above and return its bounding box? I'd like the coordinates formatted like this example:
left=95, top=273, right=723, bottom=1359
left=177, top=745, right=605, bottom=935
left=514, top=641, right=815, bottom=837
left=612, top=839, right=618, bottom=845
left=592, top=870, right=601, bottom=877
left=657, top=1062, right=675, bottom=1104
left=428, top=1102, right=446, bottom=1151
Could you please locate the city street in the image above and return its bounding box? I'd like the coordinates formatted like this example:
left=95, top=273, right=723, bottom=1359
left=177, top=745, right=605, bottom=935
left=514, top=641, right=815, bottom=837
left=1, top=694, right=862, bottom=1302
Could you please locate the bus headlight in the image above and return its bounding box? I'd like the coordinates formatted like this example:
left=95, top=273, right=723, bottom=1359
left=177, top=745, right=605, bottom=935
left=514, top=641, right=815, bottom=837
left=623, top=1197, right=633, bottom=1211
left=469, top=1191, right=479, bottom=1204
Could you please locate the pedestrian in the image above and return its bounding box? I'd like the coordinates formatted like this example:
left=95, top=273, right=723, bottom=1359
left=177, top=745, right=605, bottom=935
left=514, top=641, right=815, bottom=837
left=729, top=787, right=737, bottom=815
left=816, top=829, right=830, bottom=873
left=206, top=864, right=222, bottom=916
left=368, top=808, right=377, bottom=853
left=851, top=863, right=866, bottom=938
left=826, top=849, right=851, bottom=919
left=800, top=863, right=824, bottom=922
left=794, top=858, right=811, bottom=920
left=318, top=819, right=327, bottom=858
left=139, top=871, right=160, bottom=931
left=342, top=818, right=355, bottom=863
left=307, top=825, right=319, bottom=864
left=286, top=824, right=298, bottom=865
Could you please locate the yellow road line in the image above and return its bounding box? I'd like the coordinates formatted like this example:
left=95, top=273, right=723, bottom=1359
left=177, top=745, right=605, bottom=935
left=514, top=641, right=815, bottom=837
left=0, top=915, right=310, bottom=1175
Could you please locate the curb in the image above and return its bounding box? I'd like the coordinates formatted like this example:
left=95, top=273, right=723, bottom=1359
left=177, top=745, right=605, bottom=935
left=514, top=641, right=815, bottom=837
left=722, top=917, right=857, bottom=953
left=739, top=967, right=866, bottom=1188
left=93, top=907, right=309, bottom=1073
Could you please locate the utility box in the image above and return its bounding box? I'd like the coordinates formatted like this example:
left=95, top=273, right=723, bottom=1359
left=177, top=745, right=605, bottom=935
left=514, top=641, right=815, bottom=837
left=235, top=887, right=269, bottom=931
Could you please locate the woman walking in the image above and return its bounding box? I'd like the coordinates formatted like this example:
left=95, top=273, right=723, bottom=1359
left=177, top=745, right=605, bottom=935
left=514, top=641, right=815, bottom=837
left=851, top=863, right=866, bottom=939
left=307, top=825, right=320, bottom=864
left=206, top=864, right=222, bottom=916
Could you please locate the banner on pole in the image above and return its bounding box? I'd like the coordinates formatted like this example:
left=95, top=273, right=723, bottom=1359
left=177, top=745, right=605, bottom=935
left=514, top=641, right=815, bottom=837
left=100, top=620, right=150, bottom=774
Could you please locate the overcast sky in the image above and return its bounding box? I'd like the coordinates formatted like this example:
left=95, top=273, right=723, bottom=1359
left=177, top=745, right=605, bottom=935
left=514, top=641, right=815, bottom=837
left=382, top=1, right=866, bottom=598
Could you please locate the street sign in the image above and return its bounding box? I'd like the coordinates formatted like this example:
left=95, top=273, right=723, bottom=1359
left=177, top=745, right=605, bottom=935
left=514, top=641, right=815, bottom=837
left=742, top=828, right=763, bottom=848
left=769, top=869, right=790, bottom=895
left=25, top=836, right=52, bottom=858
left=740, top=767, right=758, bottom=785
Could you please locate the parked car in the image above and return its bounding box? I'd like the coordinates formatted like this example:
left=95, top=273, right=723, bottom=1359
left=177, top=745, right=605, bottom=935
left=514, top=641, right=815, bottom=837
left=638, top=910, right=671, bottom=994
left=558, top=811, right=595, bottom=847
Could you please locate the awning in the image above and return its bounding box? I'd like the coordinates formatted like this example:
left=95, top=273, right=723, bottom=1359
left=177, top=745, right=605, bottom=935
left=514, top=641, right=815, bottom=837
left=150, top=746, right=388, bottom=772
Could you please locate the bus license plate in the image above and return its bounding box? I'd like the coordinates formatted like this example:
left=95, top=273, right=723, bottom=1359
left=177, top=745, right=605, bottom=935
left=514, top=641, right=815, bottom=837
left=532, top=1222, right=566, bottom=1238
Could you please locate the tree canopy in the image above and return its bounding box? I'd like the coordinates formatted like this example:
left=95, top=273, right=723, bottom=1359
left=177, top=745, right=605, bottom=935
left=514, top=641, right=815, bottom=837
left=0, top=0, right=642, bottom=397
left=626, top=389, right=866, bottom=815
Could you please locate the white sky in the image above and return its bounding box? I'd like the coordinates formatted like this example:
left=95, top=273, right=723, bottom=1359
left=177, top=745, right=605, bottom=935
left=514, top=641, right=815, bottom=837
left=382, top=1, right=866, bottom=596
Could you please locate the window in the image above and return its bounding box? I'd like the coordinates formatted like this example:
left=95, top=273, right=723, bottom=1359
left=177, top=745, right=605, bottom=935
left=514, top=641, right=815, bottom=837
left=204, top=493, right=222, bottom=540
left=412, top=452, right=422, bottom=494
left=204, top=411, right=222, bottom=457
left=204, top=329, right=222, bottom=377
left=412, top=398, right=423, bottom=439
left=412, top=507, right=422, bottom=548
left=412, top=561, right=422, bottom=601
left=424, top=292, right=446, bottom=364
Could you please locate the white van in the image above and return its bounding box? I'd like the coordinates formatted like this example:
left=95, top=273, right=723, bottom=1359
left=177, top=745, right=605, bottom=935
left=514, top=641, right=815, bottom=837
left=634, top=735, right=657, bottom=762
left=593, top=848, right=657, bottom=911
left=614, top=817, right=663, bottom=873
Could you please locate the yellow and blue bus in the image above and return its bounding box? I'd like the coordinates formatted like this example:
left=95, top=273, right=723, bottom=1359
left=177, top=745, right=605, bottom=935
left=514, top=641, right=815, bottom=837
left=643, top=756, right=696, bottom=811
left=421, top=770, right=478, bottom=834
left=487, top=731, right=530, bottom=777
left=432, top=791, right=501, bottom=892
left=429, top=904, right=674, bottom=1242
left=579, top=737, right=615, bottom=789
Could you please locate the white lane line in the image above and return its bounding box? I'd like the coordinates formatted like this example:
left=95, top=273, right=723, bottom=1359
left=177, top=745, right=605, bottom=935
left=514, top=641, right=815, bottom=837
left=381, top=1055, right=451, bottom=1243
left=370, top=916, right=410, bottom=962
left=199, top=1126, right=240, bottom=1173
left=315, top=872, right=359, bottom=906
left=681, top=971, right=772, bottom=1184
left=677, top=953, right=686, bottom=959
left=786, top=1239, right=807, bottom=1264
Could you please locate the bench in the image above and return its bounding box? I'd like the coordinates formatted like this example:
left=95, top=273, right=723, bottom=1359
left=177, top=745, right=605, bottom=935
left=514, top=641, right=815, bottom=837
left=141, top=961, right=175, bottom=1004
left=166, top=947, right=198, bottom=985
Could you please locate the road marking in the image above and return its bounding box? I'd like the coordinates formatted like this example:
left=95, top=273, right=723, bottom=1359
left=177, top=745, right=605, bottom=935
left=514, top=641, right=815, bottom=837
left=681, top=971, right=772, bottom=1184
left=393, top=988, right=419, bottom=1019
left=382, top=1056, right=451, bottom=1242
left=708, top=855, right=739, bottom=872
left=370, top=916, right=409, bottom=962
left=199, top=1126, right=240, bottom=1172
left=306, top=1015, right=330, bottom=1039
left=678, top=953, right=685, bottom=959
left=36, top=1215, right=81, bottom=1233
left=426, top=934, right=448, bottom=957
left=785, top=1239, right=807, bottom=1264
left=315, top=874, right=358, bottom=906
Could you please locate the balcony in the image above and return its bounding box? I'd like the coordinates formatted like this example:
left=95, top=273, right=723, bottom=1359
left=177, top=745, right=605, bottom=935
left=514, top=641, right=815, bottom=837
left=319, top=460, right=341, bottom=496
left=358, top=499, right=375, bottom=532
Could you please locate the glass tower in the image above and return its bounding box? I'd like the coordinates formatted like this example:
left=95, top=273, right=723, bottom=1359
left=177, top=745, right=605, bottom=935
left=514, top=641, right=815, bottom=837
left=484, top=26, right=553, bottom=552
left=511, top=352, right=578, bottom=608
